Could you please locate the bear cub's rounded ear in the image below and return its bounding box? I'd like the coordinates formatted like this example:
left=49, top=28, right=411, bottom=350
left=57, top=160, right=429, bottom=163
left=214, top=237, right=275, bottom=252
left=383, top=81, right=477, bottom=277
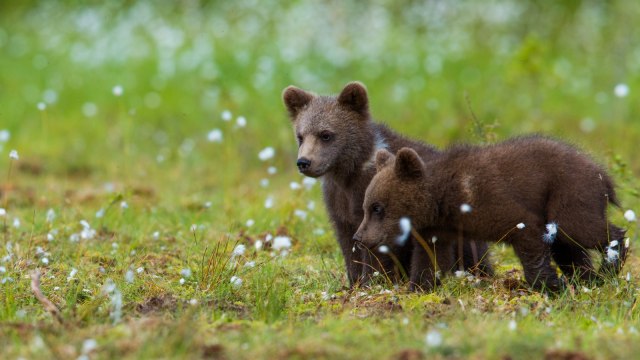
left=375, top=149, right=395, bottom=173
left=337, top=82, right=369, bottom=116
left=282, top=86, right=314, bottom=119
left=395, top=148, right=424, bottom=180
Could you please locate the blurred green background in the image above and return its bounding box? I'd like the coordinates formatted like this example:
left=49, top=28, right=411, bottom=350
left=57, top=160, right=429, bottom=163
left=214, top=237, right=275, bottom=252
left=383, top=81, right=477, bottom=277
left=2, top=0, right=639, bottom=171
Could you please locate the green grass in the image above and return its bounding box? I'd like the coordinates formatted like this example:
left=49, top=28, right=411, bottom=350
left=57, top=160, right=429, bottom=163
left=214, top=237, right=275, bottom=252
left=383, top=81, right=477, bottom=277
left=1, top=1, right=640, bottom=359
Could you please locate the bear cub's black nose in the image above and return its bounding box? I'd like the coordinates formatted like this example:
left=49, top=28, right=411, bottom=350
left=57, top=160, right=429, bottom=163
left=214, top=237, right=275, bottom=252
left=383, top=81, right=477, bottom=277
left=297, top=158, right=311, bottom=171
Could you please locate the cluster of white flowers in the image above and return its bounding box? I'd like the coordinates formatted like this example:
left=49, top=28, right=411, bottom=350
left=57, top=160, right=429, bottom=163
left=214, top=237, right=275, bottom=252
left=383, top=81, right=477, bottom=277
left=102, top=279, right=122, bottom=323
left=80, top=220, right=97, bottom=240
left=606, top=240, right=620, bottom=263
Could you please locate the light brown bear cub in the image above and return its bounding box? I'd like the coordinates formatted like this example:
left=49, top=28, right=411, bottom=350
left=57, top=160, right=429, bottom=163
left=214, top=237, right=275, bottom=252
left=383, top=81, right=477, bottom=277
left=282, top=82, right=493, bottom=287
left=355, top=136, right=628, bottom=291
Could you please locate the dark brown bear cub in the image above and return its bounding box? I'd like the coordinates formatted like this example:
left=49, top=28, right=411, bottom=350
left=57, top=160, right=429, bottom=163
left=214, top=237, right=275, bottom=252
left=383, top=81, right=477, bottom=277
left=282, top=82, right=493, bottom=287
left=356, top=136, right=628, bottom=291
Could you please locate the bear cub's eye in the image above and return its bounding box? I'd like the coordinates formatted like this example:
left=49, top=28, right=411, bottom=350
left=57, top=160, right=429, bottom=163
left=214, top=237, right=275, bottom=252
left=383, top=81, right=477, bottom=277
left=296, top=134, right=303, bottom=145
left=371, top=203, right=384, bottom=218
left=319, top=131, right=334, bottom=142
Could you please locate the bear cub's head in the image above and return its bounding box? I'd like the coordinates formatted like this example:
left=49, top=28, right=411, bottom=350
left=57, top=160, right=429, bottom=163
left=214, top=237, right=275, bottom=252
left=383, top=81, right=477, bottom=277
left=354, top=147, right=433, bottom=248
left=282, top=82, right=371, bottom=178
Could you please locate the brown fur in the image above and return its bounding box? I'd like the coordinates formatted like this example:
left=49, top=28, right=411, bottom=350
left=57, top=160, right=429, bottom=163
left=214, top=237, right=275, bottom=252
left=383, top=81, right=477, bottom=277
left=357, top=136, right=628, bottom=292
left=282, top=82, right=493, bottom=286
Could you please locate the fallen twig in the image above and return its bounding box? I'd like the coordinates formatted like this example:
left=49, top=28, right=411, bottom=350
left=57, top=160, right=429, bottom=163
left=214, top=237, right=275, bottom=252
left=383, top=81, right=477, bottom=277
left=30, top=269, right=64, bottom=324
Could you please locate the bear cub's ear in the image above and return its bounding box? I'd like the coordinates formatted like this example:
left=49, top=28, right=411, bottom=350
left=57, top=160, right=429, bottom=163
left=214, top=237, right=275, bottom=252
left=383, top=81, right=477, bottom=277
left=337, top=82, right=369, bottom=116
left=375, top=149, right=395, bottom=173
left=282, top=86, right=314, bottom=119
left=395, top=148, right=424, bottom=180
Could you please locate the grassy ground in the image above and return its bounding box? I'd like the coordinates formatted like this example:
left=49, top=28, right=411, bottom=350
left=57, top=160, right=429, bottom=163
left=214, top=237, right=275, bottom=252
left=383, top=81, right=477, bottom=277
left=1, top=1, right=640, bottom=359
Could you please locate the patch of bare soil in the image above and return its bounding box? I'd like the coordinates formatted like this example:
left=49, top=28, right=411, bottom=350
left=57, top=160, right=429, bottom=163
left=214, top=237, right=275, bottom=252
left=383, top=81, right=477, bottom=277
left=136, top=295, right=178, bottom=314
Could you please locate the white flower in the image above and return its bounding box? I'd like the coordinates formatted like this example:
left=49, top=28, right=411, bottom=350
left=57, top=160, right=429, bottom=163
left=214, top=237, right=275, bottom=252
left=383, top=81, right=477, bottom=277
left=236, top=116, right=246, bottom=127
left=204, top=201, right=212, bottom=208
left=0, top=266, right=5, bottom=273
left=255, top=240, right=263, bottom=250
left=395, top=217, right=411, bottom=246
left=41, top=258, right=49, bottom=265
left=221, top=110, right=232, bottom=121
left=626, top=272, right=631, bottom=282
left=189, top=299, right=198, bottom=306
left=82, top=339, right=98, bottom=354
left=120, top=201, right=128, bottom=209
left=136, top=267, right=144, bottom=274
left=460, top=203, right=472, bottom=213
left=307, top=201, right=316, bottom=210
left=258, top=147, right=275, bottom=161
left=543, top=222, right=557, bottom=244
left=606, top=245, right=619, bottom=263
left=67, top=268, right=78, bottom=282
left=246, top=219, right=255, bottom=227
left=378, top=245, right=390, bottom=254
left=624, top=210, right=636, bottom=222
left=207, top=129, right=223, bottom=143
left=614, top=83, right=629, bottom=98
left=152, top=231, right=160, bottom=240
left=47, top=232, right=55, bottom=241
left=260, top=178, right=269, bottom=187
left=125, top=270, right=134, bottom=283
left=190, top=224, right=198, bottom=232
left=0, top=130, right=9, bottom=142
left=230, top=275, right=242, bottom=288
left=244, top=261, right=256, bottom=268
left=12, top=218, right=20, bottom=228
left=516, top=223, right=525, bottom=229
left=81, top=225, right=96, bottom=240
left=46, top=209, right=56, bottom=223
left=625, top=238, right=630, bottom=248
left=0, top=208, right=6, bottom=216
left=290, top=182, right=301, bottom=190
left=273, top=236, right=292, bottom=250
left=180, top=268, right=192, bottom=278
left=264, top=196, right=274, bottom=209
left=37, top=102, right=46, bottom=111
left=9, top=150, right=19, bottom=160
left=294, top=209, right=307, bottom=220
left=95, top=208, right=105, bottom=218
left=179, top=278, right=185, bottom=285
left=232, top=244, right=246, bottom=257
left=431, top=236, right=437, bottom=244
left=454, top=270, right=468, bottom=278
left=302, top=177, right=317, bottom=189
left=82, top=102, right=98, bottom=117
left=508, top=319, right=517, bottom=331
left=267, top=166, right=277, bottom=175
left=425, top=329, right=443, bottom=347
left=112, top=85, right=123, bottom=97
